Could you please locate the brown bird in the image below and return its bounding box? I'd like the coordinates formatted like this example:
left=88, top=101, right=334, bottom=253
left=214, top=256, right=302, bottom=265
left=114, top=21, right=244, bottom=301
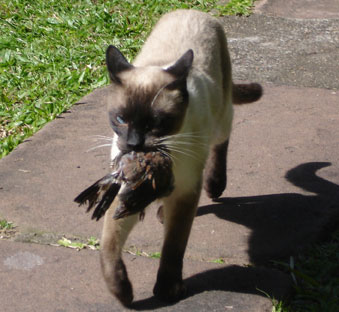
left=74, top=151, right=174, bottom=221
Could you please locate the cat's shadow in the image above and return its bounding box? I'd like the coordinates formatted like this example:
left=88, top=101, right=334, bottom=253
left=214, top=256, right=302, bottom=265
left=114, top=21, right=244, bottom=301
left=131, top=162, right=339, bottom=310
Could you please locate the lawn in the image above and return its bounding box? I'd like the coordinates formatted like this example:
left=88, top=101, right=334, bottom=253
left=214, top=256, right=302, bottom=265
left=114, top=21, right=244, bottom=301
left=271, top=228, right=339, bottom=312
left=0, top=0, right=255, bottom=158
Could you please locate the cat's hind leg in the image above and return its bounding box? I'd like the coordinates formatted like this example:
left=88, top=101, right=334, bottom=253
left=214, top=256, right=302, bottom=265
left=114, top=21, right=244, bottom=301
left=100, top=199, right=139, bottom=306
left=203, top=139, right=229, bottom=199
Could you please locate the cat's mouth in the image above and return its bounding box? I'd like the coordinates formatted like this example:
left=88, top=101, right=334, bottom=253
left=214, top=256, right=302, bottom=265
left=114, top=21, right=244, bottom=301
left=120, top=144, right=164, bottom=155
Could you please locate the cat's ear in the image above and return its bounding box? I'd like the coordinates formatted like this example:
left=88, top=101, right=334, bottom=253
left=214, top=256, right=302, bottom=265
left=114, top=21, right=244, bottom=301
left=106, top=45, right=133, bottom=84
left=165, top=49, right=194, bottom=79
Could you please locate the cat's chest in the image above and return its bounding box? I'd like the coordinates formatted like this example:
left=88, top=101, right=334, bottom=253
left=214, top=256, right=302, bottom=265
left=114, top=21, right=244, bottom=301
left=110, top=135, right=120, bottom=160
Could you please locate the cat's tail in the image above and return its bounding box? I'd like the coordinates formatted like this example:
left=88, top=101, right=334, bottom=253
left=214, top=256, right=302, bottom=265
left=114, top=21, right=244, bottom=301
left=232, top=82, right=263, bottom=104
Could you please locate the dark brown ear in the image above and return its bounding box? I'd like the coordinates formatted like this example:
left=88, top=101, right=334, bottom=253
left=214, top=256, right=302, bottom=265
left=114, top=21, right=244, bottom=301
left=106, top=45, right=133, bottom=84
left=165, top=49, right=194, bottom=79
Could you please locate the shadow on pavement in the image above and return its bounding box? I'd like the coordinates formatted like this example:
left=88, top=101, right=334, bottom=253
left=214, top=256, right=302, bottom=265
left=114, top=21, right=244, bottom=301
left=131, top=162, right=338, bottom=310
left=198, top=162, right=339, bottom=265
left=131, top=264, right=289, bottom=310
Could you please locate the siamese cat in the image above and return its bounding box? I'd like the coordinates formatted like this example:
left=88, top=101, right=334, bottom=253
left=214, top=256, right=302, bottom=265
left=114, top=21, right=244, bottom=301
left=100, top=9, right=262, bottom=306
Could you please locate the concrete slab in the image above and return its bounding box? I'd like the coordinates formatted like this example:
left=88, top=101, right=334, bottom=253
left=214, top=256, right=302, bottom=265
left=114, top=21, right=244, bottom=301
left=0, top=240, right=290, bottom=311
left=255, top=0, right=339, bottom=19
left=220, top=15, right=339, bottom=90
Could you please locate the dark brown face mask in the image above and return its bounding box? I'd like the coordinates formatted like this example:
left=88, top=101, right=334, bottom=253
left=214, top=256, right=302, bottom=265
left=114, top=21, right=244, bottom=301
left=105, top=45, right=193, bottom=154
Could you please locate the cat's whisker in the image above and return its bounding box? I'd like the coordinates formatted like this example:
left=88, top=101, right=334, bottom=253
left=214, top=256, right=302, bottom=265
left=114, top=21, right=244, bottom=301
left=157, top=133, right=209, bottom=147
left=159, top=132, right=207, bottom=142
left=86, top=144, right=112, bottom=153
left=165, top=146, right=202, bottom=157
left=155, top=146, right=179, bottom=165
left=164, top=146, right=201, bottom=162
left=168, top=146, right=203, bottom=160
left=171, top=132, right=208, bottom=139
left=90, top=135, right=112, bottom=138
left=158, top=131, right=204, bottom=138
left=157, top=147, right=174, bottom=161
left=91, top=138, right=113, bottom=143
left=164, top=152, right=179, bottom=164
left=163, top=140, right=199, bottom=150
left=156, top=138, right=205, bottom=148
left=152, top=141, right=198, bottom=157
left=152, top=142, right=169, bottom=150
left=153, top=144, right=172, bottom=157
left=153, top=137, right=208, bottom=163
left=89, top=135, right=113, bottom=140
left=161, top=138, right=209, bottom=152
left=165, top=140, right=208, bottom=149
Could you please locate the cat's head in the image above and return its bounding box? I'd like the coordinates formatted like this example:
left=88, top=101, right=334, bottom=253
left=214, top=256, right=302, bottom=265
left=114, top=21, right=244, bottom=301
left=105, top=45, right=193, bottom=154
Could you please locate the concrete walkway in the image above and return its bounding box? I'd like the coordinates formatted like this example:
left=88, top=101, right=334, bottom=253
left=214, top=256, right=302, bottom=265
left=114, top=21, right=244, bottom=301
left=1, top=1, right=338, bottom=311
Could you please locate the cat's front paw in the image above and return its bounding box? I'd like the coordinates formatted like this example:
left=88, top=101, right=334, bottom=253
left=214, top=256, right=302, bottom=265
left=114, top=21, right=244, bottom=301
left=100, top=256, right=134, bottom=307
left=153, top=278, right=187, bottom=302
left=111, top=274, right=134, bottom=307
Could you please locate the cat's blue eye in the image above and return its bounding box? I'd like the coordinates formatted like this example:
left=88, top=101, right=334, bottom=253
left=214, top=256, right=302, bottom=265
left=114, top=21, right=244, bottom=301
left=116, top=116, right=125, bottom=124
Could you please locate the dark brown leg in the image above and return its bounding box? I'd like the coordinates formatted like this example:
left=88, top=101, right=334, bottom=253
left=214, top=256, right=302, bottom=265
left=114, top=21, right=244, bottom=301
left=153, top=190, right=200, bottom=302
left=204, top=139, right=229, bottom=199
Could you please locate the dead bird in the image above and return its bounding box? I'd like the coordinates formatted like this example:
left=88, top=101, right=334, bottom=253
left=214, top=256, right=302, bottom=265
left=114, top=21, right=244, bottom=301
left=74, top=151, right=174, bottom=220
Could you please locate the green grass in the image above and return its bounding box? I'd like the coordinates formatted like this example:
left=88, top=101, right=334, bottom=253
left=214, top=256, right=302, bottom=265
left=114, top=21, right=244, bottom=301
left=57, top=236, right=100, bottom=250
left=273, top=231, right=339, bottom=312
left=0, top=219, right=14, bottom=230
left=210, top=258, right=225, bottom=264
left=124, top=246, right=162, bottom=259
left=149, top=251, right=162, bottom=259
left=0, top=218, right=16, bottom=239
left=0, top=0, right=255, bottom=158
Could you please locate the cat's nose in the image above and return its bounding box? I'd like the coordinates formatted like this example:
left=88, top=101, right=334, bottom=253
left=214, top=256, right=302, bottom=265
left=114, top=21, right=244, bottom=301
left=127, top=129, right=144, bottom=150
